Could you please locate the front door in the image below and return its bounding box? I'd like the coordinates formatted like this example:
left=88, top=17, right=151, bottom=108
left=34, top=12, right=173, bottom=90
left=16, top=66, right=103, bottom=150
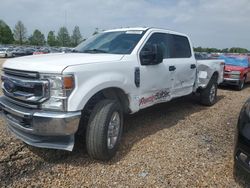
left=138, top=32, right=173, bottom=109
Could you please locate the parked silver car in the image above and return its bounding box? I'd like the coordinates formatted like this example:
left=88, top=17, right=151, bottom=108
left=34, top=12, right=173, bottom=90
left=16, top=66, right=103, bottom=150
left=0, top=48, right=13, bottom=58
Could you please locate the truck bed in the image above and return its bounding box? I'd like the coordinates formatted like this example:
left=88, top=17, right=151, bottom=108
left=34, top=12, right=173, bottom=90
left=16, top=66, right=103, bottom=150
left=196, top=59, right=224, bottom=88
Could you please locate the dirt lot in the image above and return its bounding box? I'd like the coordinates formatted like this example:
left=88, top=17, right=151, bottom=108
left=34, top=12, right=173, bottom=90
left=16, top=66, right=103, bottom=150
left=0, top=58, right=249, bottom=187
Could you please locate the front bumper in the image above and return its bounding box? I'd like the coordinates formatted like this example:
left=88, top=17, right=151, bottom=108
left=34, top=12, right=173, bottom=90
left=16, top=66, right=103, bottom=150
left=0, top=96, right=81, bottom=151
left=222, top=78, right=241, bottom=86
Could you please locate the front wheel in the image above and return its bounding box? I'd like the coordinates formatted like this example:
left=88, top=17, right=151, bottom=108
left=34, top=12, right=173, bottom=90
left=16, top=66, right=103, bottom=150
left=236, top=76, right=246, bottom=91
left=200, top=77, right=218, bottom=106
left=86, top=99, right=123, bottom=161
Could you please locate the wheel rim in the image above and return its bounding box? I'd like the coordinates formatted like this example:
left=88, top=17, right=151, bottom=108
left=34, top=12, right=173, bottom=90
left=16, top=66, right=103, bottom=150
left=240, top=82, right=244, bottom=89
left=209, top=84, right=216, bottom=102
left=107, top=112, right=121, bottom=149
left=240, top=78, right=245, bottom=89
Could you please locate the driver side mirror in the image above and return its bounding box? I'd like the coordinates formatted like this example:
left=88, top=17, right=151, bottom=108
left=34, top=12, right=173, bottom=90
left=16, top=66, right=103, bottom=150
left=140, top=44, right=163, bottom=65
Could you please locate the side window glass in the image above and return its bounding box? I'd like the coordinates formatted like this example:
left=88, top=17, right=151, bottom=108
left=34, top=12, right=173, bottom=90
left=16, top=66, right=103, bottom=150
left=169, top=35, right=192, bottom=58
left=141, top=33, right=170, bottom=59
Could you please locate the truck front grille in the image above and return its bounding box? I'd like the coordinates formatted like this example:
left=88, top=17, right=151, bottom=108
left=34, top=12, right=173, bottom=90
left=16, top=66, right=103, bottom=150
left=3, top=68, right=39, bottom=79
left=1, top=68, right=49, bottom=108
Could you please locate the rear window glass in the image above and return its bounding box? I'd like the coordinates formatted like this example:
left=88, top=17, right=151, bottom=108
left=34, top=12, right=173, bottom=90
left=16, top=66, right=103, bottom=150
left=169, top=35, right=192, bottom=58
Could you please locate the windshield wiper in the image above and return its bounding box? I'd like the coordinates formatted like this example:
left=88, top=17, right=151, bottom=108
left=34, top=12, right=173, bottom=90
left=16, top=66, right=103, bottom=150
left=83, top=49, right=108, bottom=53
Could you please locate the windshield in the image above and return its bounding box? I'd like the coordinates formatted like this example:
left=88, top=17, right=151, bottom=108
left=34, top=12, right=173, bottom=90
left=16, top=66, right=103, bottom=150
left=74, top=31, right=145, bottom=54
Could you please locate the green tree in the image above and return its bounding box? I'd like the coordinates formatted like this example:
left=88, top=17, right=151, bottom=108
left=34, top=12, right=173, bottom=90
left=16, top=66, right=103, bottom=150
left=47, top=31, right=57, bottom=46
left=195, top=46, right=250, bottom=53
left=29, top=29, right=45, bottom=46
left=194, top=47, right=221, bottom=53
left=221, top=48, right=229, bottom=53
left=71, top=26, right=82, bottom=47
left=13, top=20, right=27, bottom=45
left=57, top=27, right=70, bottom=47
left=0, top=20, right=14, bottom=44
left=229, top=47, right=248, bottom=53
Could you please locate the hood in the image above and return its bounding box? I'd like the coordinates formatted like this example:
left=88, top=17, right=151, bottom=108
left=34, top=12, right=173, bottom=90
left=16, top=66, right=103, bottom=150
left=225, top=65, right=246, bottom=71
left=3, top=53, right=124, bottom=73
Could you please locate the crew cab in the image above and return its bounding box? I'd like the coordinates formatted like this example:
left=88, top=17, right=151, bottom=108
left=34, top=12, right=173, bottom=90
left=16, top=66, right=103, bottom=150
left=220, top=55, right=250, bottom=90
left=0, top=28, right=224, bottom=161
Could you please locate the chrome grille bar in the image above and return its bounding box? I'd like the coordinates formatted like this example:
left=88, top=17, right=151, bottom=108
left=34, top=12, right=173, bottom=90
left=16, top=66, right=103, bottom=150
left=1, top=70, right=49, bottom=104
left=3, top=68, right=39, bottom=79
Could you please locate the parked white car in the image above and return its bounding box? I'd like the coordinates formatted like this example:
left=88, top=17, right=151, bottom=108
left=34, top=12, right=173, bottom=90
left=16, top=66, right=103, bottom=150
left=0, top=48, right=13, bottom=58
left=0, top=27, right=224, bottom=160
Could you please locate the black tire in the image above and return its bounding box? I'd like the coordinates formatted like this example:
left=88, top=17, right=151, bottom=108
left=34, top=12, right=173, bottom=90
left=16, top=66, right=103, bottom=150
left=86, top=99, right=123, bottom=161
left=200, top=76, right=218, bottom=106
left=236, top=76, right=246, bottom=91
left=234, top=161, right=250, bottom=186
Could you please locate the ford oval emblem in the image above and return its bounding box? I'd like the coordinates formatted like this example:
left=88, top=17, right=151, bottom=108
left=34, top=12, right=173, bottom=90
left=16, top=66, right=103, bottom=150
left=4, top=79, right=15, bottom=93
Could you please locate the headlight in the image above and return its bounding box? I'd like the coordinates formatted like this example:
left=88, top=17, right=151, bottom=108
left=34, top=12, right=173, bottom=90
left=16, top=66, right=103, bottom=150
left=40, top=74, right=75, bottom=111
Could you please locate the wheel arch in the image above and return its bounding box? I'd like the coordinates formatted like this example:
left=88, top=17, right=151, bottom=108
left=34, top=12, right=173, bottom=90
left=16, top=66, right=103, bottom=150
left=76, top=86, right=130, bottom=135
left=78, top=86, right=130, bottom=113
left=95, top=87, right=131, bottom=113
left=212, top=71, right=219, bottom=82
left=196, top=70, right=219, bottom=92
left=243, top=73, right=247, bottom=79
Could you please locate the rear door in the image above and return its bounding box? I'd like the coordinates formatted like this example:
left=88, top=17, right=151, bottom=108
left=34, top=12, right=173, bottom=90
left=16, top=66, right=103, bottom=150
left=167, top=34, right=196, bottom=97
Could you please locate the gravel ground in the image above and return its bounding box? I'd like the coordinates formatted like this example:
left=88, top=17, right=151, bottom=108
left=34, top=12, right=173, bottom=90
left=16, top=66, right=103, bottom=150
left=0, top=58, right=249, bottom=187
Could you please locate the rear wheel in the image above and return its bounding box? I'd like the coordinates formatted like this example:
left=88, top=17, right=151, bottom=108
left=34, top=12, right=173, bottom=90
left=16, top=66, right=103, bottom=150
left=200, top=76, right=218, bottom=106
left=86, top=99, right=123, bottom=161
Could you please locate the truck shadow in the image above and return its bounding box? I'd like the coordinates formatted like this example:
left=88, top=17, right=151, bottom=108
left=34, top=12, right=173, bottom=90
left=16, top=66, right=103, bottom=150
left=1, top=94, right=225, bottom=186
left=115, top=94, right=224, bottom=162
left=30, top=95, right=224, bottom=164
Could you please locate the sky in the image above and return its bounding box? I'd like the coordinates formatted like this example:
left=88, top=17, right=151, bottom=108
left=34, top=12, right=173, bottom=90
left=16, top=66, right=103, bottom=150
left=0, top=0, right=250, bottom=49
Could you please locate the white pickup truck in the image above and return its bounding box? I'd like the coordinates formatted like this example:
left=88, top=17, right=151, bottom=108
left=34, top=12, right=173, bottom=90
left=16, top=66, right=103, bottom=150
left=0, top=28, right=224, bottom=160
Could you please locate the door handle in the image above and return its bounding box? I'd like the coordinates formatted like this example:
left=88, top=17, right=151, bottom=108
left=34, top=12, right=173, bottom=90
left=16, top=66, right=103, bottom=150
left=190, top=64, right=196, bottom=69
left=169, top=66, right=176, bottom=72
